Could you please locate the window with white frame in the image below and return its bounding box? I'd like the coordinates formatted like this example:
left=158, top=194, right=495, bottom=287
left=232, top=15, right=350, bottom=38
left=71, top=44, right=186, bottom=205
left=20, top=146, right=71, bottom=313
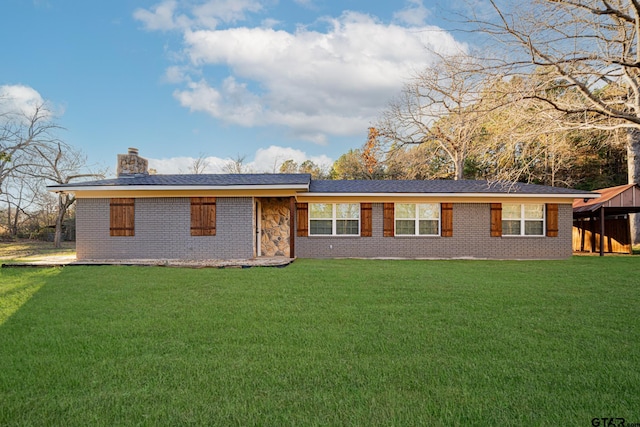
left=502, top=204, right=545, bottom=236
left=309, top=203, right=360, bottom=236
left=395, top=203, right=440, bottom=236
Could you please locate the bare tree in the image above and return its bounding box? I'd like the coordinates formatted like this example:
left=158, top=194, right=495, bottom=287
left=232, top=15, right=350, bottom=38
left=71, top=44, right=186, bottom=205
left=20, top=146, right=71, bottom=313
left=27, top=143, right=104, bottom=247
left=222, top=154, right=253, bottom=174
left=385, top=142, right=458, bottom=180
left=467, top=0, right=640, bottom=239
left=0, top=103, right=59, bottom=190
left=189, top=153, right=210, bottom=174
left=1, top=173, right=43, bottom=237
left=377, top=53, right=492, bottom=180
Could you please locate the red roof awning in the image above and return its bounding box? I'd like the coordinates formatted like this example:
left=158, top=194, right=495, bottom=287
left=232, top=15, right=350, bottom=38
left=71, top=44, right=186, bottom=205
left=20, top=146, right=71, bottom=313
left=573, top=184, right=640, bottom=216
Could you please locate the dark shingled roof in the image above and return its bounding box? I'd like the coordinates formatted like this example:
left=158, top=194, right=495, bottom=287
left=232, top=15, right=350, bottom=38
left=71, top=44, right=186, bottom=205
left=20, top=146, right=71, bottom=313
left=49, top=173, right=312, bottom=188
left=48, top=174, right=595, bottom=197
left=308, top=179, right=594, bottom=195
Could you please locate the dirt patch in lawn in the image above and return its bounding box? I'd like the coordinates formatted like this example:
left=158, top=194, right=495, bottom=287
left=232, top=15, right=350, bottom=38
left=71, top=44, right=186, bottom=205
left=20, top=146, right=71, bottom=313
left=1, top=239, right=293, bottom=268
left=0, top=239, right=76, bottom=260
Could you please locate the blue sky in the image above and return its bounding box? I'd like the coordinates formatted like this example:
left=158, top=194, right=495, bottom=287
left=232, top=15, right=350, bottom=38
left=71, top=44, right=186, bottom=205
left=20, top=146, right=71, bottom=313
left=0, top=0, right=479, bottom=176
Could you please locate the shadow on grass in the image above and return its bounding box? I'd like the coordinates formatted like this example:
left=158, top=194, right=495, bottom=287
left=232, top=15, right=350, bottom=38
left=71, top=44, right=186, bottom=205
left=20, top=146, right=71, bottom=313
left=0, top=267, right=61, bottom=326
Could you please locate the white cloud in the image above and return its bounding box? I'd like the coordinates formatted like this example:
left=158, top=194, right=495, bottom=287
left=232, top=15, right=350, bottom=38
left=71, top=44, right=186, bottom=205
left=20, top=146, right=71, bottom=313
left=134, top=0, right=263, bottom=31
left=163, top=65, right=191, bottom=84
left=293, top=0, right=314, bottom=7
left=393, top=0, right=431, bottom=26
left=135, top=1, right=467, bottom=145
left=0, top=84, right=49, bottom=122
left=172, top=11, right=465, bottom=142
left=260, top=18, right=280, bottom=29
left=191, top=0, right=263, bottom=28
left=133, top=0, right=183, bottom=31
left=147, top=145, right=332, bottom=174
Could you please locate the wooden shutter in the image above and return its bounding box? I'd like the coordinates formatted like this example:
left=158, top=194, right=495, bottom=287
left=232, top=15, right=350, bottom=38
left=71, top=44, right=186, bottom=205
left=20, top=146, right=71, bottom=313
left=360, top=203, right=372, bottom=237
left=110, top=198, right=135, bottom=236
left=296, top=203, right=308, bottom=237
left=190, top=197, right=216, bottom=236
left=383, top=203, right=395, bottom=237
left=490, top=203, right=502, bottom=237
left=441, top=203, right=453, bottom=237
left=546, top=203, right=559, bottom=237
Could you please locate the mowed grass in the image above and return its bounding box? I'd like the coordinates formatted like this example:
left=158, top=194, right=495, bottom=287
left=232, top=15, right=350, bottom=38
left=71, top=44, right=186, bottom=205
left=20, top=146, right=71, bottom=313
left=0, top=258, right=638, bottom=426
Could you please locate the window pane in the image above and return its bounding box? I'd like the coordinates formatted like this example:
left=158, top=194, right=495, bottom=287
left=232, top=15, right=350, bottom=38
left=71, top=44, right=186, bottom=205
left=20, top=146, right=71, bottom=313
left=395, top=203, right=416, bottom=219
left=503, top=204, right=521, bottom=219
left=524, top=204, right=544, bottom=219
left=309, top=203, right=333, bottom=219
left=396, top=220, right=415, bottom=235
left=525, top=220, right=544, bottom=236
left=502, top=220, right=521, bottom=235
left=418, top=203, right=439, bottom=219
left=418, top=220, right=439, bottom=235
left=336, top=219, right=359, bottom=235
left=310, top=219, right=332, bottom=235
left=336, top=203, right=359, bottom=219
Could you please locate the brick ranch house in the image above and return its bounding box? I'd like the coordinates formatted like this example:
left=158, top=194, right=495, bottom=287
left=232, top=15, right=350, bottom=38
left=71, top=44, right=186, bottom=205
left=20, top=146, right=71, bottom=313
left=47, top=149, right=598, bottom=260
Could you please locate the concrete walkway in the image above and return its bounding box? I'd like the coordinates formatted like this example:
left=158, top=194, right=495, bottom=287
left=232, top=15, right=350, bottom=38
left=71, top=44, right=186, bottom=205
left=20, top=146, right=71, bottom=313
left=1, top=254, right=294, bottom=269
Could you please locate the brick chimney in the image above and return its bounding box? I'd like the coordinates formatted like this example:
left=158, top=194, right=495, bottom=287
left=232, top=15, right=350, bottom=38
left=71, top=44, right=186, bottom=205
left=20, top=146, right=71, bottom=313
left=117, top=147, right=149, bottom=177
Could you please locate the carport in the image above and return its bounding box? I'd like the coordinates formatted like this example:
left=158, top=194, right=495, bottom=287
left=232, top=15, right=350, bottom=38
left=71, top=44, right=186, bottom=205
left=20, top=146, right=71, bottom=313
left=573, top=184, right=640, bottom=256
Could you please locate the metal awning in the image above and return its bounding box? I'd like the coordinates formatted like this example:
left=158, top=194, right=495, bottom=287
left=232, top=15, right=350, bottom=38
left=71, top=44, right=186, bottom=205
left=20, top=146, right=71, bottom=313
left=573, top=184, right=640, bottom=217
left=573, top=184, right=640, bottom=256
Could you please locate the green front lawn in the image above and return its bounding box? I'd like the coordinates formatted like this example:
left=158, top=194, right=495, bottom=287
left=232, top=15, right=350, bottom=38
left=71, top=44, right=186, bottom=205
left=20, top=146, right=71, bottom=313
left=1, top=258, right=638, bottom=425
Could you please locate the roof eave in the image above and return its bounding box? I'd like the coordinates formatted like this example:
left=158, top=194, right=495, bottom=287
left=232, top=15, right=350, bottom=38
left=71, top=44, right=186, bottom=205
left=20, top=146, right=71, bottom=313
left=47, top=184, right=310, bottom=192
left=297, top=192, right=600, bottom=199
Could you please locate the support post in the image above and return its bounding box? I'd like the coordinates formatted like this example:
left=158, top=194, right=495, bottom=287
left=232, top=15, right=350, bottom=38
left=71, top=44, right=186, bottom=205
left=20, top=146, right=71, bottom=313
left=600, top=206, right=605, bottom=257
left=289, top=196, right=295, bottom=258
left=590, top=216, right=596, bottom=253
left=628, top=215, right=634, bottom=255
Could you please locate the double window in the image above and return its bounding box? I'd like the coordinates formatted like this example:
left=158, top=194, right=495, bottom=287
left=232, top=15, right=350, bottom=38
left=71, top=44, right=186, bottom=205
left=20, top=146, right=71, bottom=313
left=309, top=203, right=360, bottom=236
left=502, top=203, right=544, bottom=236
left=395, top=203, right=440, bottom=236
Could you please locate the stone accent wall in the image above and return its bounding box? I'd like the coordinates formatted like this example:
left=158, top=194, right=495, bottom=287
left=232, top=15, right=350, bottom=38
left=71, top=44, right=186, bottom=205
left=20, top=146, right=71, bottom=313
left=76, top=197, right=253, bottom=260
left=117, top=148, right=148, bottom=176
left=296, top=203, right=574, bottom=260
left=259, top=198, right=290, bottom=257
